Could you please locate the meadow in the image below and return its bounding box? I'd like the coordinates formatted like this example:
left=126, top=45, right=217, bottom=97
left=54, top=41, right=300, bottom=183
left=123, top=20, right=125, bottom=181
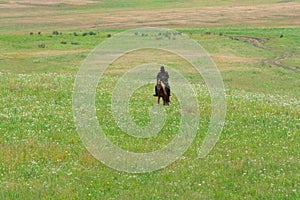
left=0, top=0, right=299, bottom=199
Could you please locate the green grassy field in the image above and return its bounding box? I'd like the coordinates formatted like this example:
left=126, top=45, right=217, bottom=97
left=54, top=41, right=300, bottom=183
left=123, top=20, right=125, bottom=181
left=0, top=0, right=299, bottom=199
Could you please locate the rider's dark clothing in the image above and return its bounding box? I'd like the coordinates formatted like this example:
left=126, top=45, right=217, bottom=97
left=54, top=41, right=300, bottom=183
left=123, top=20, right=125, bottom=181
left=157, top=71, right=169, bottom=88
left=154, top=67, right=171, bottom=96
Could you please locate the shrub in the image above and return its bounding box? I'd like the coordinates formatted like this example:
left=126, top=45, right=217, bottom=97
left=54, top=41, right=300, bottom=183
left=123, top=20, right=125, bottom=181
left=52, top=31, right=59, bottom=35
left=38, top=43, right=45, bottom=48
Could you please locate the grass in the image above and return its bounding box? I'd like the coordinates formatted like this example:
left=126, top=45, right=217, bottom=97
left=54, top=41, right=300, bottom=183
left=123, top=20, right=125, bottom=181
left=74, top=0, right=282, bottom=10
left=0, top=0, right=300, bottom=199
left=0, top=72, right=298, bottom=199
left=1, top=28, right=299, bottom=96
left=0, top=0, right=299, bottom=32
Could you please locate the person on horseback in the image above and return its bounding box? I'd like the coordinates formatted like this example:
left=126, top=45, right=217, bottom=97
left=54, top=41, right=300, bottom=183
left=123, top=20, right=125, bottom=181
left=153, top=66, right=171, bottom=97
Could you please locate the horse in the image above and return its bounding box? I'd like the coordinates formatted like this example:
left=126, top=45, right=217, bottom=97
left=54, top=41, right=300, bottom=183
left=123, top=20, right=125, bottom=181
left=156, top=79, right=170, bottom=105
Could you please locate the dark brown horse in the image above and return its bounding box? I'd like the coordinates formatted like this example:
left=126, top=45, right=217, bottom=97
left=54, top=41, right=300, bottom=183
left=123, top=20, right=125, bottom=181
left=157, top=79, right=170, bottom=105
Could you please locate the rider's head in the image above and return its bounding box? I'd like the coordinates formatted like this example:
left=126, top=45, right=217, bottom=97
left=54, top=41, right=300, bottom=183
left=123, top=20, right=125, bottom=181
left=160, top=66, right=165, bottom=72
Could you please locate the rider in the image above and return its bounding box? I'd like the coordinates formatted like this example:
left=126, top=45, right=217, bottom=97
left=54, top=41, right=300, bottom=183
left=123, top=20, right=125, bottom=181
left=153, top=66, right=171, bottom=96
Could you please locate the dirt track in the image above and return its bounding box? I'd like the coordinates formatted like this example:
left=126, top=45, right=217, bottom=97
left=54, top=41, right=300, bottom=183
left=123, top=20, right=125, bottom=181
left=0, top=0, right=96, bottom=8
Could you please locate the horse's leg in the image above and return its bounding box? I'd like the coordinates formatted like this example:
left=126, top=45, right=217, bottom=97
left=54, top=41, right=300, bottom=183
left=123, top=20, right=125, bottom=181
left=165, top=88, right=170, bottom=105
left=167, top=95, right=170, bottom=105
left=157, top=96, right=160, bottom=104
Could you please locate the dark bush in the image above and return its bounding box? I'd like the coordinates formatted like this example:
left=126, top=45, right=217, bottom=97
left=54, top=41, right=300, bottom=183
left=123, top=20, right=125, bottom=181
left=38, top=43, right=45, bottom=48
left=107, top=34, right=112, bottom=38
left=52, top=31, right=59, bottom=35
left=71, top=42, right=80, bottom=45
left=82, top=32, right=88, bottom=36
left=60, top=41, right=67, bottom=45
